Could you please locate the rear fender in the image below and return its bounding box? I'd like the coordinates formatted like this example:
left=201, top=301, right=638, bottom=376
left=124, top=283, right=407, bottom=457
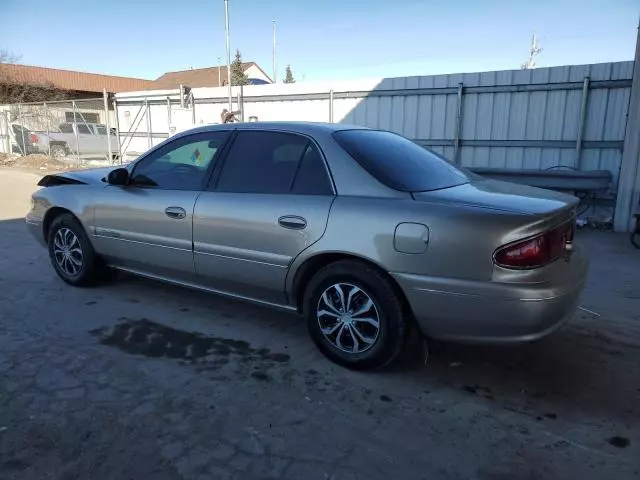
left=287, top=196, right=577, bottom=286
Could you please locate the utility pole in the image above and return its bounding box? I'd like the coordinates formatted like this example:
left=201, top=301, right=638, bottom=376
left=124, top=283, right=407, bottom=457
left=521, top=33, right=542, bottom=69
left=272, top=21, right=277, bottom=83
left=224, top=0, right=232, bottom=110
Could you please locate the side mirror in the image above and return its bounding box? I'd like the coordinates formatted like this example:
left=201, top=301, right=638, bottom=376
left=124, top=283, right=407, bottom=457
left=107, top=168, right=129, bottom=186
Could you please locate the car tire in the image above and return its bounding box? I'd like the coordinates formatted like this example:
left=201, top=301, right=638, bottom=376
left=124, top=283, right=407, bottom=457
left=47, top=213, right=103, bottom=287
left=303, top=259, right=408, bottom=370
left=50, top=145, right=67, bottom=158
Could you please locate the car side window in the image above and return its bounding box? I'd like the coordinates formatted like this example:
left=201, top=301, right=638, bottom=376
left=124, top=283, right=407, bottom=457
left=59, top=123, right=73, bottom=133
left=292, top=144, right=333, bottom=195
left=77, top=124, right=91, bottom=134
left=130, top=132, right=229, bottom=191
left=214, top=131, right=333, bottom=195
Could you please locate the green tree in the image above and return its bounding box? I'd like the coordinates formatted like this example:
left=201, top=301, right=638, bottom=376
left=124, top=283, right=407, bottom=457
left=230, top=49, right=248, bottom=86
left=283, top=65, right=295, bottom=84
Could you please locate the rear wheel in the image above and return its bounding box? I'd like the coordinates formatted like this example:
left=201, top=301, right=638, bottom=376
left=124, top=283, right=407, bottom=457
left=47, top=213, right=103, bottom=286
left=303, top=260, right=408, bottom=370
left=50, top=144, right=67, bottom=158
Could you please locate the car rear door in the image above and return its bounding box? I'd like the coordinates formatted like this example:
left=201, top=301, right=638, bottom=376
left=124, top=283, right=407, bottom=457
left=193, top=130, right=335, bottom=305
left=93, top=131, right=230, bottom=281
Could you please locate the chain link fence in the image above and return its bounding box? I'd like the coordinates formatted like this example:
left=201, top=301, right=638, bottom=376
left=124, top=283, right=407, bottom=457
left=0, top=98, right=118, bottom=169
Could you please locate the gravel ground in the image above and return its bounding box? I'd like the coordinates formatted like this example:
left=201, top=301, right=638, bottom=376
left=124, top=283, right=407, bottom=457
left=0, top=170, right=639, bottom=480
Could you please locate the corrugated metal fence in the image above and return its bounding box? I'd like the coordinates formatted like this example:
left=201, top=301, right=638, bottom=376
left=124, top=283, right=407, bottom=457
left=115, top=62, right=633, bottom=193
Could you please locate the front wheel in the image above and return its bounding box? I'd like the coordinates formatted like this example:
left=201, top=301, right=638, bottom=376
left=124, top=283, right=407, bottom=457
left=47, top=213, right=103, bottom=286
left=303, top=260, right=409, bottom=370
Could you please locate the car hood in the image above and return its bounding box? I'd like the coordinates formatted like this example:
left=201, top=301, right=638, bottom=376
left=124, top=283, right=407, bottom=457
left=412, top=179, right=579, bottom=215
left=48, top=167, right=115, bottom=185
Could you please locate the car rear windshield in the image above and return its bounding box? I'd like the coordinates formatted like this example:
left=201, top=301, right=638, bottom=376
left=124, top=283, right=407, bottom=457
left=333, top=129, right=472, bottom=192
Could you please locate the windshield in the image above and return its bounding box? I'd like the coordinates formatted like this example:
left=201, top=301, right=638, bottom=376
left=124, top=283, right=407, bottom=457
left=333, top=129, right=472, bottom=192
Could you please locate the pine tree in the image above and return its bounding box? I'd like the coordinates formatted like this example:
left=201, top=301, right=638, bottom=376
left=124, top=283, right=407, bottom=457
left=230, top=49, right=249, bottom=86
left=283, top=65, right=295, bottom=84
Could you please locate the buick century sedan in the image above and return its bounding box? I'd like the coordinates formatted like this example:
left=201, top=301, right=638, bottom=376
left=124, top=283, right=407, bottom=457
left=27, top=122, right=588, bottom=369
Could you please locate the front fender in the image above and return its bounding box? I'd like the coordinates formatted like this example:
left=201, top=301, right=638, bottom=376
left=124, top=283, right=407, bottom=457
left=31, top=185, right=99, bottom=241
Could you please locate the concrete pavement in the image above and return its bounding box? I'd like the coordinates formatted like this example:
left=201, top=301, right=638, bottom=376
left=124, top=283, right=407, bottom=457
left=0, top=169, right=638, bottom=479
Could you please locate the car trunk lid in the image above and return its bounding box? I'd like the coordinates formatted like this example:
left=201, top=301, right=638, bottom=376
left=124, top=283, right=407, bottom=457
left=413, top=179, right=580, bottom=274
left=411, top=179, right=579, bottom=216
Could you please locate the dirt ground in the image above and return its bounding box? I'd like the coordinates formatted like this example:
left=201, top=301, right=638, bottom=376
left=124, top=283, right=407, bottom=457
left=0, top=153, right=73, bottom=173
left=0, top=169, right=638, bottom=479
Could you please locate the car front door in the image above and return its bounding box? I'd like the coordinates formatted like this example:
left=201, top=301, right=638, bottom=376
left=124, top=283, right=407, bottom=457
left=93, top=131, right=230, bottom=281
left=193, top=130, right=335, bottom=305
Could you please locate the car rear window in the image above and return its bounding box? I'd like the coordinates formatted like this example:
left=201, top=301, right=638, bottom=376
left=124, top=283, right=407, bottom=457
left=333, top=129, right=472, bottom=192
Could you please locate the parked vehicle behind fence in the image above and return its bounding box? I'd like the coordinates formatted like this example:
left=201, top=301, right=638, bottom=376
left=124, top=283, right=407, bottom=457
left=9, top=123, right=39, bottom=155
left=30, top=123, right=118, bottom=159
left=26, top=122, right=588, bottom=370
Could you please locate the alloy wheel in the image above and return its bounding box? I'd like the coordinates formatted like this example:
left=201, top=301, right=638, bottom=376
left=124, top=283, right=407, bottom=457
left=53, top=227, right=83, bottom=277
left=316, top=283, right=380, bottom=354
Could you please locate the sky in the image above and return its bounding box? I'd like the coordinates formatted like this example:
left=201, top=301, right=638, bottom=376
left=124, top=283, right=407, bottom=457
left=0, top=0, right=638, bottom=82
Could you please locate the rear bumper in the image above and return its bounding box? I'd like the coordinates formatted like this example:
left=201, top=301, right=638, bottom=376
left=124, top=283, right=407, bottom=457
left=392, top=249, right=588, bottom=344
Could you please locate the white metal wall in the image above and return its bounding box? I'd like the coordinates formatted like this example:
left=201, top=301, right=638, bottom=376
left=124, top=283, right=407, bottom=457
left=114, top=62, right=633, bottom=188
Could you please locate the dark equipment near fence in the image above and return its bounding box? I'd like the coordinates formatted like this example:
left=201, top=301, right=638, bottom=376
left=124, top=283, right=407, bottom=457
left=632, top=212, right=640, bottom=249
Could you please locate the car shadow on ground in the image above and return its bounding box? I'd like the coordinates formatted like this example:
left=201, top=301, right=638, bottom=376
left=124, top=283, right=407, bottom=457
left=392, top=321, right=640, bottom=425
left=111, top=270, right=640, bottom=427
left=6, top=213, right=637, bottom=439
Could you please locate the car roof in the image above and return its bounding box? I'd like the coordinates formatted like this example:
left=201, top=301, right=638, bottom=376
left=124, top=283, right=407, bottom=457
left=173, top=121, right=370, bottom=139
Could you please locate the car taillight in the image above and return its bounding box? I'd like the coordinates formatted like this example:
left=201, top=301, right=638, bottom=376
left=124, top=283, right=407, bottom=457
left=29, top=133, right=38, bottom=143
left=494, top=221, right=574, bottom=269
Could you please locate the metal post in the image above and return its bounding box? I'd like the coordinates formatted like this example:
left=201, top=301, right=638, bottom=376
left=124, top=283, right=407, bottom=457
left=145, top=99, right=152, bottom=149
left=113, top=98, right=123, bottom=163
left=614, top=18, right=640, bottom=232
left=574, top=76, right=590, bottom=169
left=191, top=93, right=196, bottom=125
left=329, top=89, right=334, bottom=123
left=44, top=102, right=51, bottom=157
left=240, top=84, right=245, bottom=122
left=103, top=89, right=113, bottom=163
left=272, top=21, right=277, bottom=83
left=17, top=104, right=27, bottom=156
left=72, top=101, right=80, bottom=163
left=7, top=112, right=13, bottom=154
left=224, top=0, right=232, bottom=110
left=166, top=97, right=172, bottom=133
left=0, top=112, right=7, bottom=154
left=453, top=82, right=464, bottom=164
left=237, top=91, right=241, bottom=121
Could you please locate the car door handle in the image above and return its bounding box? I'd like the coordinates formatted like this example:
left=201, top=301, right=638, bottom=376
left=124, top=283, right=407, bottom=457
left=165, top=206, right=186, bottom=219
left=278, top=215, right=307, bottom=230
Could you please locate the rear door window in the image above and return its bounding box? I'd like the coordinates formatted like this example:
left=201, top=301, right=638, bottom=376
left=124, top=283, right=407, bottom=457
left=333, top=129, right=472, bottom=192
left=291, top=144, right=333, bottom=195
left=214, top=131, right=333, bottom=195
